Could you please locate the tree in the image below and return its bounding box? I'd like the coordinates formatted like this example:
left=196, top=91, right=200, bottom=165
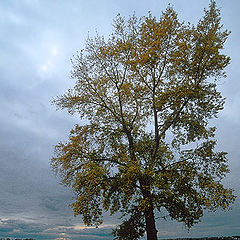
left=51, top=1, right=236, bottom=239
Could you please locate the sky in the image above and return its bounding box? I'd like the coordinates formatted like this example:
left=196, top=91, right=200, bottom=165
left=0, top=0, right=240, bottom=239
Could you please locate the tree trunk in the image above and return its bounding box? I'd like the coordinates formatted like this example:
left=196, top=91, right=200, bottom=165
left=139, top=178, right=158, bottom=240
left=144, top=200, right=158, bottom=240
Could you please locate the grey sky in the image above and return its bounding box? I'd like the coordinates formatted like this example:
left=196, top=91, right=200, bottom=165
left=0, top=0, right=239, bottom=239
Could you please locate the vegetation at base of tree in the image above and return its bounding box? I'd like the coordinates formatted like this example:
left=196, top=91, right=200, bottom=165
left=50, top=1, right=236, bottom=239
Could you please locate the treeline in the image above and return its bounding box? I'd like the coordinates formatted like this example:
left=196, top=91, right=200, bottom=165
left=0, top=238, right=35, bottom=240
left=164, top=237, right=240, bottom=240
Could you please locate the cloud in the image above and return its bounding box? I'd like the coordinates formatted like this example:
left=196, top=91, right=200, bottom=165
left=0, top=218, right=114, bottom=240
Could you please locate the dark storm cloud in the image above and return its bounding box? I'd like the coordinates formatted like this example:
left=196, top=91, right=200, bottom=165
left=0, top=0, right=239, bottom=239
left=0, top=0, right=118, bottom=238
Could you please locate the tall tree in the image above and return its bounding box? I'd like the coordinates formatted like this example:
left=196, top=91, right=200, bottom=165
left=51, top=1, right=235, bottom=239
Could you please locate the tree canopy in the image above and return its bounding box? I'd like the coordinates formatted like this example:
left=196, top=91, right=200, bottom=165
left=51, top=1, right=235, bottom=239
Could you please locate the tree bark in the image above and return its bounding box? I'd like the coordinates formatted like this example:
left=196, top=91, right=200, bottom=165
left=140, top=178, right=158, bottom=240
left=144, top=201, right=158, bottom=240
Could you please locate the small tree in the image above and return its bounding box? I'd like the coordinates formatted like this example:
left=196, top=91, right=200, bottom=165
left=51, top=1, right=235, bottom=239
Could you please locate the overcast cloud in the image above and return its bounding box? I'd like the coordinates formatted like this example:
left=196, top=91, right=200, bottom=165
left=0, top=0, right=239, bottom=239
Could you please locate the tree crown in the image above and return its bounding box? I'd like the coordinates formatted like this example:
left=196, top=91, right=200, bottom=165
left=51, top=1, right=235, bottom=239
